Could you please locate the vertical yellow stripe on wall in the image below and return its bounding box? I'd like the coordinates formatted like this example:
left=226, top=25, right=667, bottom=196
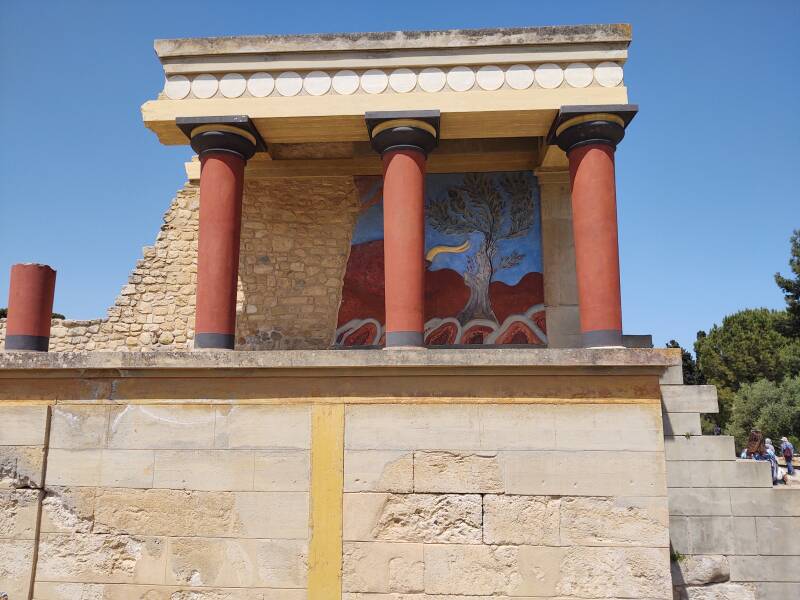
left=308, top=403, right=345, bottom=599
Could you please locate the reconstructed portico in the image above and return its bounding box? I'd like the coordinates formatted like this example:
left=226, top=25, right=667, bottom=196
left=141, top=24, right=637, bottom=350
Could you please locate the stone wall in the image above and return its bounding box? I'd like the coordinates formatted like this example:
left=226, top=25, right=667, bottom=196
left=0, top=349, right=676, bottom=600
left=662, top=372, right=800, bottom=599
left=0, top=176, right=361, bottom=352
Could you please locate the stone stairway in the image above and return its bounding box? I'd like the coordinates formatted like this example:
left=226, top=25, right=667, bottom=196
left=662, top=366, right=800, bottom=599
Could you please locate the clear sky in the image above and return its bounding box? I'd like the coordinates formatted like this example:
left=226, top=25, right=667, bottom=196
left=1, top=0, right=797, bottom=351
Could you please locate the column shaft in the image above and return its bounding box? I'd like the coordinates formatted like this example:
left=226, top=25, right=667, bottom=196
left=194, top=152, right=245, bottom=349
left=567, top=143, right=622, bottom=347
left=5, top=263, right=56, bottom=351
left=382, top=149, right=427, bottom=346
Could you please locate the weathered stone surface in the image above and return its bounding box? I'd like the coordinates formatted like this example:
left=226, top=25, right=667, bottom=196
left=0, top=488, right=39, bottom=539
left=41, top=487, right=96, bottom=534
left=166, top=538, right=307, bottom=588
left=214, top=406, right=310, bottom=449
left=414, top=451, right=503, bottom=493
left=560, top=496, right=669, bottom=547
left=343, top=541, right=423, bottom=593
left=557, top=547, right=671, bottom=599
left=344, top=493, right=481, bottom=543
left=252, top=450, right=309, bottom=491
left=0, top=406, right=48, bottom=446
left=344, top=451, right=413, bottom=492
left=0, top=539, right=34, bottom=599
left=0, top=446, right=44, bottom=489
left=108, top=405, right=215, bottom=449
left=674, top=582, right=756, bottom=600
left=423, top=544, right=525, bottom=595
left=671, top=555, right=730, bottom=586
left=36, top=533, right=167, bottom=583
left=483, top=495, right=559, bottom=545
left=501, top=450, right=666, bottom=496
left=45, top=449, right=155, bottom=488
left=33, top=582, right=307, bottom=600
left=50, top=406, right=109, bottom=449
left=153, top=450, right=255, bottom=491
left=89, top=488, right=308, bottom=539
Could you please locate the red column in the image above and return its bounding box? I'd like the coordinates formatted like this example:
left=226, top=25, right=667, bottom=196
left=567, top=144, right=623, bottom=347
left=5, top=263, right=56, bottom=351
left=382, top=149, right=427, bottom=347
left=194, top=152, right=245, bottom=350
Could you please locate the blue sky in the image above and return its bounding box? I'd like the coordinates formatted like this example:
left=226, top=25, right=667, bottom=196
left=1, top=0, right=798, bottom=350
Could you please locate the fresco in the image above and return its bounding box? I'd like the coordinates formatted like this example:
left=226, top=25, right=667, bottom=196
left=335, top=171, right=546, bottom=346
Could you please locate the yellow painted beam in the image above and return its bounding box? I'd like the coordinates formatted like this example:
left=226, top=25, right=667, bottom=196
left=308, top=403, right=345, bottom=599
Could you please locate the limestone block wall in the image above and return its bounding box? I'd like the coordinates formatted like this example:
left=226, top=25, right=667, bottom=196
left=0, top=176, right=360, bottom=352
left=662, top=375, right=800, bottom=599
left=0, top=406, right=48, bottom=600
left=341, top=403, right=672, bottom=597
left=20, top=404, right=311, bottom=600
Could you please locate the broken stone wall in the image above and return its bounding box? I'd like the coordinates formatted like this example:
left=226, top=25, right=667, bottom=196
left=0, top=176, right=361, bottom=352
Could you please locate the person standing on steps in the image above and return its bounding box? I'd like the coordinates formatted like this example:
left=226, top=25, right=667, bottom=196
left=781, top=437, right=795, bottom=476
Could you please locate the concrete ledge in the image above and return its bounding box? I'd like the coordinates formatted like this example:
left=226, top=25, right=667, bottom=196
left=667, top=461, right=773, bottom=488
left=665, top=436, right=736, bottom=461
left=662, top=412, right=701, bottom=436
left=0, top=348, right=678, bottom=374
left=661, top=385, right=719, bottom=413
left=154, top=24, right=633, bottom=57
left=731, top=488, right=800, bottom=516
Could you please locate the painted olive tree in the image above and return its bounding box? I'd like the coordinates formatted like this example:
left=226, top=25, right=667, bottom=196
left=427, top=172, right=534, bottom=324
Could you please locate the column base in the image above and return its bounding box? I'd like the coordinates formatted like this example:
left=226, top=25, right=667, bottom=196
left=385, top=331, right=424, bottom=348
left=4, top=335, right=49, bottom=352
left=581, top=329, right=622, bottom=348
left=194, top=332, right=236, bottom=350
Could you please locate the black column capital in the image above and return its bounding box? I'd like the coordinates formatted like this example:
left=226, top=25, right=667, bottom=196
left=365, top=110, right=440, bottom=156
left=550, top=104, right=638, bottom=154
left=177, top=115, right=266, bottom=160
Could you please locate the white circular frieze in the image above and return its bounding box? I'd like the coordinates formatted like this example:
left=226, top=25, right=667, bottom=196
left=247, top=72, right=274, bottom=97
left=303, top=70, right=331, bottom=96
left=594, top=61, right=624, bottom=87
left=564, top=63, right=593, bottom=88
left=219, top=73, right=246, bottom=98
left=447, top=66, right=475, bottom=92
left=476, top=65, right=504, bottom=91
left=389, top=68, right=417, bottom=93
left=191, top=74, right=218, bottom=99
left=276, top=71, right=303, bottom=96
left=361, top=69, right=389, bottom=94
left=505, top=64, right=534, bottom=90
left=534, top=63, right=564, bottom=89
left=164, top=75, right=190, bottom=100
left=332, top=70, right=359, bottom=95
left=418, top=67, right=446, bottom=93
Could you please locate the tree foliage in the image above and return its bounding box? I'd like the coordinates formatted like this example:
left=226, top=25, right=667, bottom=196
left=727, top=375, right=800, bottom=449
left=694, top=309, right=800, bottom=427
left=775, top=229, right=800, bottom=336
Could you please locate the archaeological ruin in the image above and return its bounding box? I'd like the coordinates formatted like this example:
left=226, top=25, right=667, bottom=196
left=1, top=23, right=797, bottom=600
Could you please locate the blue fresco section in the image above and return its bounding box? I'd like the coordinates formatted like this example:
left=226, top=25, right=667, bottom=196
left=350, top=172, right=543, bottom=286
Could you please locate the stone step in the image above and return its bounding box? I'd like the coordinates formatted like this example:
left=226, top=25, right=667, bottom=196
left=661, top=384, right=719, bottom=414
left=667, top=459, right=773, bottom=488
left=665, top=435, right=737, bottom=461
left=730, top=487, right=800, bottom=516
left=662, top=411, right=701, bottom=436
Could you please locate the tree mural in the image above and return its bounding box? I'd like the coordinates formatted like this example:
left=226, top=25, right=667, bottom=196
left=427, top=172, right=535, bottom=324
